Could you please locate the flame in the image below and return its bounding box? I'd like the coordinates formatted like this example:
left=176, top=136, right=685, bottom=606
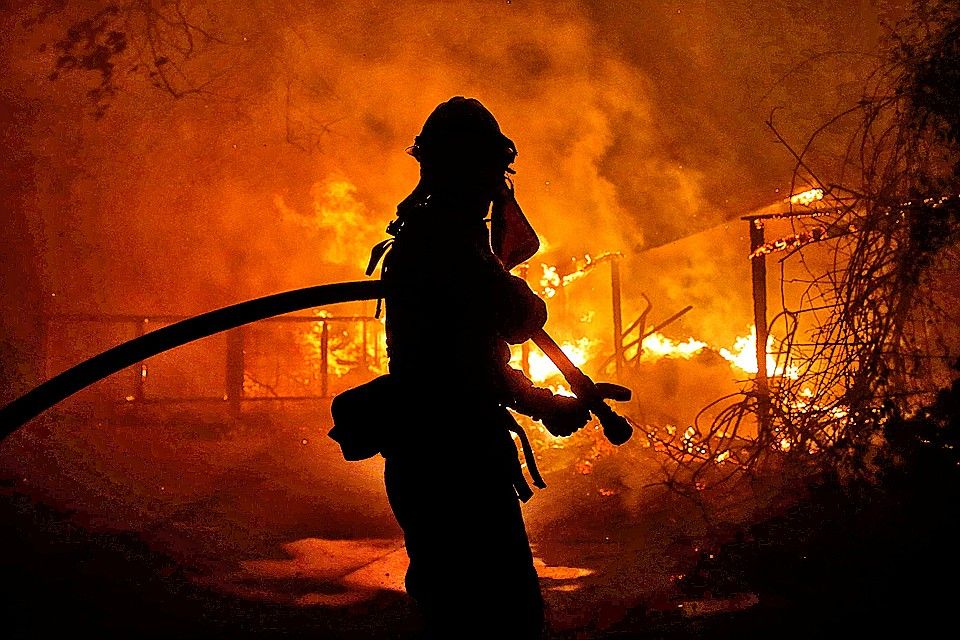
left=549, top=383, right=576, bottom=398
left=536, top=253, right=621, bottom=298
left=717, top=332, right=758, bottom=373
left=786, top=385, right=849, bottom=449
left=539, top=264, right=561, bottom=299
left=749, top=226, right=828, bottom=258
left=274, top=176, right=383, bottom=271
left=789, top=187, right=824, bottom=206
left=299, top=311, right=387, bottom=381
left=515, top=337, right=598, bottom=384
left=295, top=310, right=802, bottom=402
left=639, top=333, right=708, bottom=360
left=717, top=326, right=799, bottom=380
left=629, top=325, right=799, bottom=381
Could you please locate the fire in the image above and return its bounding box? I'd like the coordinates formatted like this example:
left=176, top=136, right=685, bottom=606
left=536, top=252, right=621, bottom=299
left=549, top=383, right=576, bottom=398
left=717, top=332, right=759, bottom=374
left=630, top=325, right=799, bottom=381
left=300, top=311, right=387, bottom=380
left=638, top=333, right=708, bottom=360
left=539, top=264, right=561, bottom=299
left=515, top=337, right=598, bottom=384
left=789, top=187, right=825, bottom=206
left=274, top=176, right=383, bottom=271
left=787, top=386, right=850, bottom=449
left=717, top=326, right=799, bottom=380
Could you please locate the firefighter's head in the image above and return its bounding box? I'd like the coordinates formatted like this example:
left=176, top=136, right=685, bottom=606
left=408, top=97, right=517, bottom=203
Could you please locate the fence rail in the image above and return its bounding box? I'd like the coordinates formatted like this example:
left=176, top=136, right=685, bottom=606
left=43, top=313, right=384, bottom=416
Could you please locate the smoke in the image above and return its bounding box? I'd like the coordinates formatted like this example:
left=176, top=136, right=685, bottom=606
left=0, top=0, right=888, bottom=377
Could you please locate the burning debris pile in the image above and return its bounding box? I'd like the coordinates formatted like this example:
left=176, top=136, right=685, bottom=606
left=650, top=3, right=960, bottom=493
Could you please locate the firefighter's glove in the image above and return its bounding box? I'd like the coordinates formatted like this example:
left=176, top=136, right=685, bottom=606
left=541, top=396, right=591, bottom=437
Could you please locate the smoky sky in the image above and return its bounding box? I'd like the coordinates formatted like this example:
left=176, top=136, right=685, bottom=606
left=0, top=0, right=893, bottom=337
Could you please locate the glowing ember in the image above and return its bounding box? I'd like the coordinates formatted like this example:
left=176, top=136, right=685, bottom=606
left=749, top=226, right=827, bottom=258
left=549, top=383, right=576, bottom=398
left=539, top=264, right=561, bottom=299
left=789, top=187, right=825, bottom=206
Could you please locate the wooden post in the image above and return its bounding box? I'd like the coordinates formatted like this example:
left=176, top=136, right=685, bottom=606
left=134, top=319, right=147, bottom=403
left=320, top=321, right=330, bottom=397
left=748, top=219, right=771, bottom=431
left=225, top=327, right=245, bottom=418
left=611, top=257, right=624, bottom=381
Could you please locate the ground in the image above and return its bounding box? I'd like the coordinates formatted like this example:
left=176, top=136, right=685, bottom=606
left=1, top=402, right=952, bottom=638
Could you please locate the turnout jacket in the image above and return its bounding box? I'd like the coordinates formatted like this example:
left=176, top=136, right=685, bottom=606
left=376, top=199, right=555, bottom=498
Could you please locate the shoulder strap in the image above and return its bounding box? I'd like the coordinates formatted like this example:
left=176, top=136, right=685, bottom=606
left=365, top=238, right=394, bottom=277
left=365, top=217, right=406, bottom=318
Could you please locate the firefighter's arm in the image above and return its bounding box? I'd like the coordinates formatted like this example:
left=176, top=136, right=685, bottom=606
left=486, top=262, right=589, bottom=436
left=501, top=362, right=591, bottom=437
left=491, top=272, right=547, bottom=344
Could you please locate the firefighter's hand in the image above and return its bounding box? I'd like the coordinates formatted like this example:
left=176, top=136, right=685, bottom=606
left=541, top=396, right=591, bottom=437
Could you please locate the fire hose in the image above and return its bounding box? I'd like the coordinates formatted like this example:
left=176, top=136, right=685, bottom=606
left=0, top=280, right=633, bottom=445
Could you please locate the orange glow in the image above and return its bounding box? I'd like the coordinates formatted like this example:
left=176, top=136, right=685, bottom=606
left=300, top=311, right=387, bottom=380
left=717, top=326, right=799, bottom=380
left=631, top=325, right=801, bottom=381
left=539, top=264, right=561, bottom=299
left=639, top=333, right=708, bottom=360
left=535, top=253, right=621, bottom=299
left=513, top=337, right=598, bottom=384
left=789, top=187, right=825, bottom=206
left=274, top=177, right=383, bottom=272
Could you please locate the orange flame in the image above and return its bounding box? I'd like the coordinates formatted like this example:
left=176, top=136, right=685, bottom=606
left=274, top=176, right=383, bottom=271
left=639, top=333, right=708, bottom=360
left=789, top=187, right=825, bottom=206
left=717, top=326, right=799, bottom=379
left=512, top=337, right=598, bottom=385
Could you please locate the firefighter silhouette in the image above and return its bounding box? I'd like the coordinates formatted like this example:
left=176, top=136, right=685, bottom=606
left=372, top=97, right=591, bottom=637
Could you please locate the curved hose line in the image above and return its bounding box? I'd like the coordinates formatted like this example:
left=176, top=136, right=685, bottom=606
left=0, top=281, right=385, bottom=439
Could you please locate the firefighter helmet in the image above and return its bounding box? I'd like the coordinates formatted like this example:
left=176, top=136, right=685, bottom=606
left=408, top=96, right=517, bottom=174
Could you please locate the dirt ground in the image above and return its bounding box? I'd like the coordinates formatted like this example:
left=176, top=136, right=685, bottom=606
left=0, top=404, right=788, bottom=638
